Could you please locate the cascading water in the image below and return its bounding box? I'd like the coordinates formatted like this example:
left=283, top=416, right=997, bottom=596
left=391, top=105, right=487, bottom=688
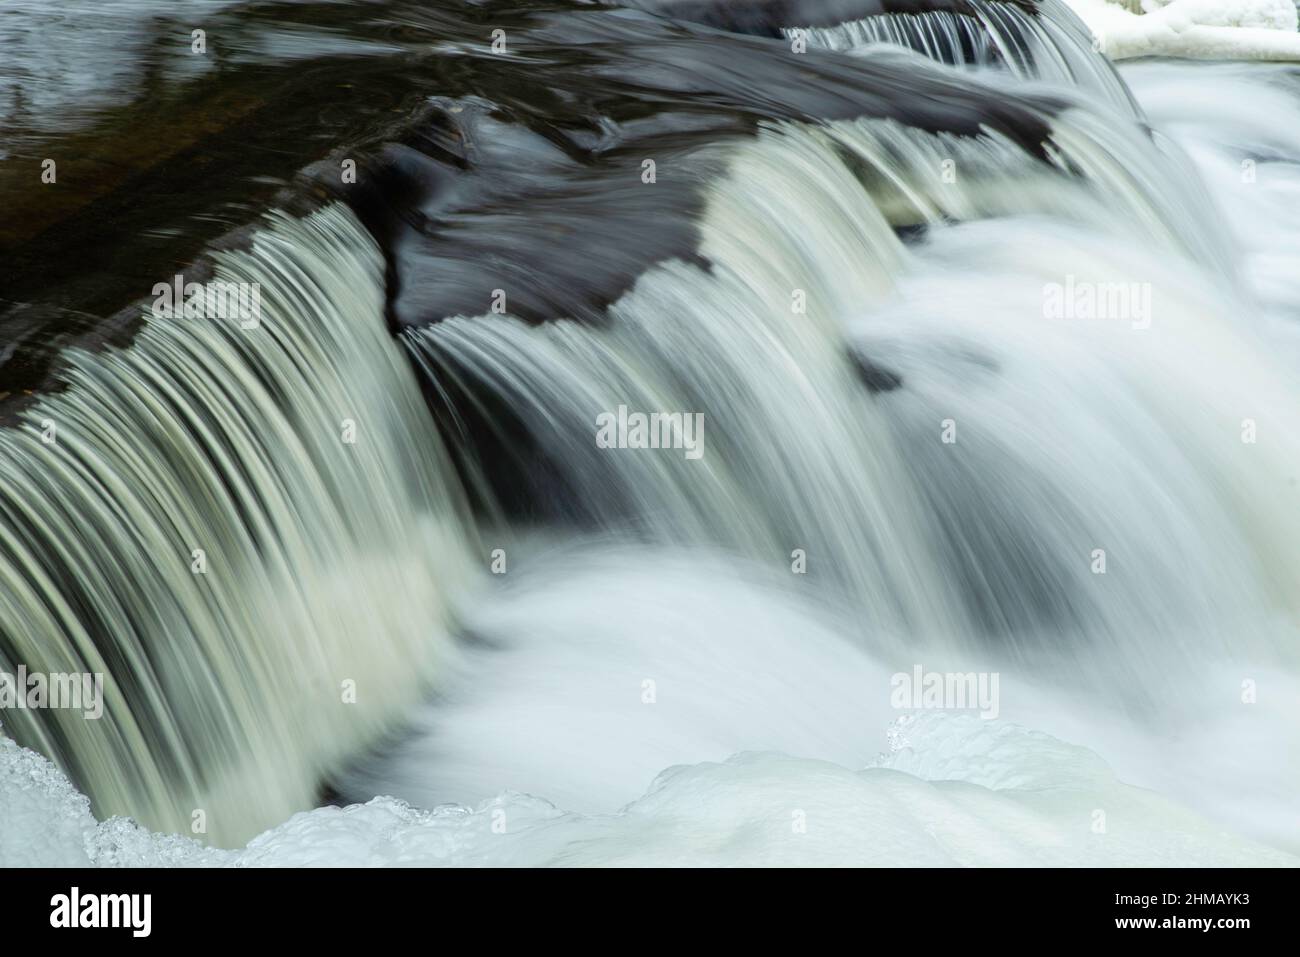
left=782, top=0, right=1139, bottom=108
left=1, top=206, right=475, bottom=845
left=405, top=93, right=1289, bottom=650
left=2, top=0, right=1299, bottom=865
left=389, top=90, right=1300, bottom=847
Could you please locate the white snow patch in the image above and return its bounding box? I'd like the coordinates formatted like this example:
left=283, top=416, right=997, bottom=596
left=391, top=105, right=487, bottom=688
left=1064, top=0, right=1300, bottom=59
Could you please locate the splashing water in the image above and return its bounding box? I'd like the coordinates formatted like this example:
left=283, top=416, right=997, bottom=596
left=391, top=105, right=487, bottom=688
left=0, top=206, right=475, bottom=845
left=3, top=0, right=1300, bottom=863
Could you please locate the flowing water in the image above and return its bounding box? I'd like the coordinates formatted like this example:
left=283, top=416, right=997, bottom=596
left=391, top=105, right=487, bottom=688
left=1, top=0, right=1298, bottom=862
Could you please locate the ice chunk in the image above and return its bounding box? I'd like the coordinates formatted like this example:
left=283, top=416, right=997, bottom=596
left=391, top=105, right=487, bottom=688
left=1065, top=0, right=1300, bottom=60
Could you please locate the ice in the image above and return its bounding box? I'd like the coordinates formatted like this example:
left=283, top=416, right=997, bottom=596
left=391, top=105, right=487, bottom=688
left=0, top=734, right=94, bottom=867
left=5, top=712, right=1294, bottom=867
left=1064, top=0, right=1300, bottom=59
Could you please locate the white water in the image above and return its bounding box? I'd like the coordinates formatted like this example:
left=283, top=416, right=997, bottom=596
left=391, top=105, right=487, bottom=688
left=0, top=206, right=475, bottom=846
left=787, top=0, right=1138, bottom=108
left=389, top=91, right=1300, bottom=854
left=5, top=553, right=1297, bottom=866
left=1120, top=59, right=1300, bottom=363
left=407, top=99, right=1299, bottom=656
left=5, top=4, right=1300, bottom=867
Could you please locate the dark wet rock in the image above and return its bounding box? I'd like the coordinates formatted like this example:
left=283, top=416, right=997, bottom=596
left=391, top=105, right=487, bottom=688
left=852, top=353, right=905, bottom=392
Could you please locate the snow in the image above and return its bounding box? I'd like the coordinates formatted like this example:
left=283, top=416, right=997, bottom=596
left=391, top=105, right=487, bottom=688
left=1064, top=0, right=1300, bottom=60
left=5, top=714, right=1294, bottom=867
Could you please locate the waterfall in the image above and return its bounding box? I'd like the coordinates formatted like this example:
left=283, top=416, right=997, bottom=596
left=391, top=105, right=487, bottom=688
left=405, top=102, right=1299, bottom=672
left=783, top=0, right=1138, bottom=109
left=4, top=0, right=1300, bottom=862
left=0, top=205, right=475, bottom=846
